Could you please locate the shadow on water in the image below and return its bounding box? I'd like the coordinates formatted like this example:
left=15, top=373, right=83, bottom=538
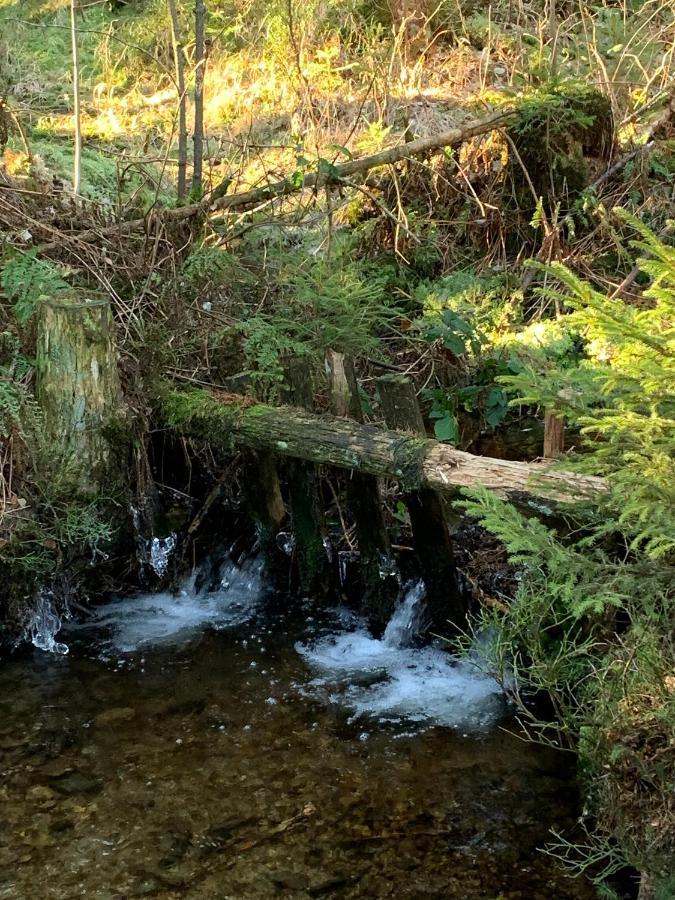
left=0, top=558, right=597, bottom=899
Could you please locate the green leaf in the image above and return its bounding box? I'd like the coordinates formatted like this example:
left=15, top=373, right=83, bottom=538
left=317, top=158, right=340, bottom=179
left=434, top=414, right=459, bottom=444
left=485, top=386, right=509, bottom=427
left=443, top=333, right=466, bottom=355
left=326, top=143, right=353, bottom=160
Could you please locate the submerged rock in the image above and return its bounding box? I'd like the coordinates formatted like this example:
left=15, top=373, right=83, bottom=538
left=94, top=706, right=136, bottom=727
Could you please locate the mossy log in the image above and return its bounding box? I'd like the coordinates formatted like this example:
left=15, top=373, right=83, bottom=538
left=159, top=386, right=606, bottom=501
left=37, top=298, right=122, bottom=494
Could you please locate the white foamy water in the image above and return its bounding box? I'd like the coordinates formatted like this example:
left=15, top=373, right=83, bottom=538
left=22, top=591, right=70, bottom=655
left=149, top=533, right=177, bottom=577
left=78, top=555, right=266, bottom=654
left=297, top=584, right=504, bottom=730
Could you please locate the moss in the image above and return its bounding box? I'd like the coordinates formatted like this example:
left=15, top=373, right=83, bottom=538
left=391, top=435, right=431, bottom=492
left=508, top=84, right=615, bottom=209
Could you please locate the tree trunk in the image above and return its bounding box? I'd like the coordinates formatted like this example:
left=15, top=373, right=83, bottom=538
left=377, top=375, right=466, bottom=633
left=637, top=873, right=655, bottom=900
left=326, top=351, right=398, bottom=631
left=69, top=0, right=81, bottom=195
left=159, top=386, right=607, bottom=501
left=192, top=0, right=206, bottom=196
left=37, top=298, right=122, bottom=494
left=166, top=0, right=188, bottom=199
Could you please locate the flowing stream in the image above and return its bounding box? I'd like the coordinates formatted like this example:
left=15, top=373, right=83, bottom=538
left=0, top=553, right=596, bottom=899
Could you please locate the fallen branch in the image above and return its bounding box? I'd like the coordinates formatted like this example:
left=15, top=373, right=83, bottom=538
left=39, top=108, right=514, bottom=248
left=158, top=387, right=607, bottom=502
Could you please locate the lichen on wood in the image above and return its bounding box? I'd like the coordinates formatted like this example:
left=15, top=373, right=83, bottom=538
left=157, top=386, right=607, bottom=501
left=36, top=297, right=123, bottom=494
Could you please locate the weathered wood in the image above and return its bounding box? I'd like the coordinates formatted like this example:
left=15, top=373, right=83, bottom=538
left=326, top=352, right=398, bottom=631
left=37, top=297, right=122, bottom=493
left=378, top=374, right=426, bottom=433
left=378, top=376, right=465, bottom=632
left=325, top=350, right=363, bottom=421
left=159, top=387, right=607, bottom=500
left=286, top=360, right=332, bottom=597
left=242, top=451, right=287, bottom=580
left=543, top=410, right=565, bottom=458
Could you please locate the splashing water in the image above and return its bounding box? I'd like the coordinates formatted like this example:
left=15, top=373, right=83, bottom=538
left=382, top=580, right=426, bottom=648
left=149, top=533, right=177, bottom=577
left=75, top=553, right=266, bottom=654
left=296, top=582, right=504, bottom=730
left=22, top=591, right=70, bottom=655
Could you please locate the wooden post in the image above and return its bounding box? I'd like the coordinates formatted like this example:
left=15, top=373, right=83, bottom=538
left=286, top=358, right=332, bottom=597
left=543, top=410, right=565, bottom=458
left=36, top=297, right=122, bottom=494
left=242, top=450, right=287, bottom=582
left=377, top=375, right=466, bottom=633
left=326, top=351, right=398, bottom=631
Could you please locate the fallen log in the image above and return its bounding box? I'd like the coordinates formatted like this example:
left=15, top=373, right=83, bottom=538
left=39, top=109, right=514, bottom=248
left=158, top=387, right=607, bottom=502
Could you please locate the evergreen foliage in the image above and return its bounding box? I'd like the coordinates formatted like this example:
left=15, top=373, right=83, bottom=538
left=458, top=215, right=675, bottom=890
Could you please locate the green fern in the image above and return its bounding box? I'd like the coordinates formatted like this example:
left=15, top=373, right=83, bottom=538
left=1, top=250, right=70, bottom=324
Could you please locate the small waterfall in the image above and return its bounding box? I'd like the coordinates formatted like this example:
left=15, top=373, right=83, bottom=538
left=77, top=551, right=267, bottom=654
left=297, top=579, right=504, bottom=730
left=22, top=591, right=70, bottom=655
left=382, top=581, right=426, bottom=648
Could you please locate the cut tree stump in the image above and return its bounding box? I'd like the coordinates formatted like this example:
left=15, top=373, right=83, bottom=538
left=36, top=297, right=123, bottom=494
left=377, top=375, right=466, bottom=632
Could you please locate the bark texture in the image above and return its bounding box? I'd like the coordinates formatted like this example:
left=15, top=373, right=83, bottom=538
left=285, top=359, right=332, bottom=597
left=543, top=410, right=565, bottom=458
left=159, top=387, right=607, bottom=501
left=37, top=298, right=122, bottom=493
left=326, top=352, right=398, bottom=630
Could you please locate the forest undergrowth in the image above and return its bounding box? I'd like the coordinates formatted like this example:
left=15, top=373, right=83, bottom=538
left=0, top=1, right=674, bottom=897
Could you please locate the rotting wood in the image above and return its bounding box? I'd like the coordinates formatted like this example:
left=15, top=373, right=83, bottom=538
left=326, top=351, right=398, bottom=630
left=158, top=386, right=608, bottom=501
left=377, top=375, right=465, bottom=632
left=37, top=297, right=123, bottom=494
left=242, top=451, right=287, bottom=582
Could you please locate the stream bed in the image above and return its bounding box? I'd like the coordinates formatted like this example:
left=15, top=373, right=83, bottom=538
left=0, top=555, right=596, bottom=899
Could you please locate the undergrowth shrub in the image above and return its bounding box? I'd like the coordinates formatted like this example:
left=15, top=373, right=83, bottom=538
left=458, top=211, right=675, bottom=893
left=241, top=257, right=399, bottom=398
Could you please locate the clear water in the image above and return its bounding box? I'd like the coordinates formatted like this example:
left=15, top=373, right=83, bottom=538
left=0, top=557, right=595, bottom=899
